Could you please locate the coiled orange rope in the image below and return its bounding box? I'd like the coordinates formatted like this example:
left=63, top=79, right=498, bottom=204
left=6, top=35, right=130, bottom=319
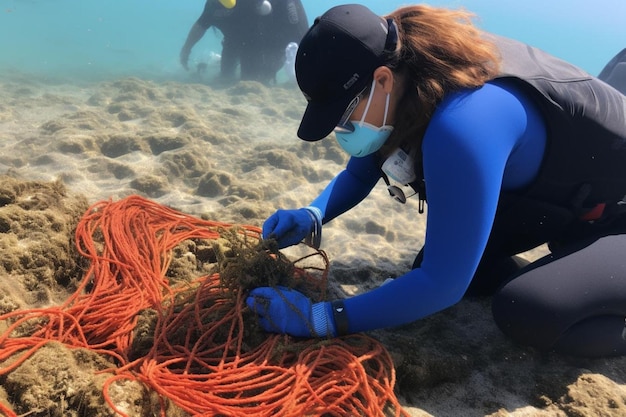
left=0, top=195, right=407, bottom=416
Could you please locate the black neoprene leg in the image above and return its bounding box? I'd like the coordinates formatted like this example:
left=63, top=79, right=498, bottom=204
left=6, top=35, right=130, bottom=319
left=220, top=39, right=239, bottom=79
left=552, top=315, right=626, bottom=357
left=492, top=234, right=626, bottom=357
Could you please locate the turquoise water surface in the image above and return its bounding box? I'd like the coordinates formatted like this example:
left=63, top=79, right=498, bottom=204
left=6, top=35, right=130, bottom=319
left=1, top=0, right=624, bottom=81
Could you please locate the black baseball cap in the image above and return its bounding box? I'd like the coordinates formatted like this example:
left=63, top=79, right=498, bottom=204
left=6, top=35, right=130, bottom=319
left=295, top=4, right=397, bottom=141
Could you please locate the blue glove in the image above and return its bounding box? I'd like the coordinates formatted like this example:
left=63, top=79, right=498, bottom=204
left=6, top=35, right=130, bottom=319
left=262, top=207, right=322, bottom=249
left=246, top=286, right=336, bottom=338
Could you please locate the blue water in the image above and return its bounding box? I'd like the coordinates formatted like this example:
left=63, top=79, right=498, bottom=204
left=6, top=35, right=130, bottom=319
left=1, top=0, right=624, bottom=81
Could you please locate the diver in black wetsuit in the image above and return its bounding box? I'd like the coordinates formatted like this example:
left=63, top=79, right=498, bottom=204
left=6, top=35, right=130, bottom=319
left=599, top=48, right=626, bottom=94
left=180, top=0, right=309, bottom=84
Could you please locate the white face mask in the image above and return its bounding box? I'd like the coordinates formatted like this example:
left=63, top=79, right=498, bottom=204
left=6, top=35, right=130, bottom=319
left=334, top=79, right=394, bottom=157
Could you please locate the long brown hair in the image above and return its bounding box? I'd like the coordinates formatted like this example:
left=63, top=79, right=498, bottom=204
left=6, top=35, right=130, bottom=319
left=380, top=5, right=501, bottom=157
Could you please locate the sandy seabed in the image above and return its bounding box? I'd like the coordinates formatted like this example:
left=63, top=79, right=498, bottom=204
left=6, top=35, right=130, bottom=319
left=0, top=71, right=626, bottom=416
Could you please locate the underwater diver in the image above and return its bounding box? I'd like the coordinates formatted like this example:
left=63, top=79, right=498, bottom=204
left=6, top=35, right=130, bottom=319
left=180, top=0, right=309, bottom=83
left=246, top=4, right=626, bottom=358
left=599, top=48, right=626, bottom=94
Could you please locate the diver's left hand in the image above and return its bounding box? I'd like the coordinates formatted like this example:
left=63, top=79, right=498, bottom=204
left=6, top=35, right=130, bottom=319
left=246, top=286, right=335, bottom=338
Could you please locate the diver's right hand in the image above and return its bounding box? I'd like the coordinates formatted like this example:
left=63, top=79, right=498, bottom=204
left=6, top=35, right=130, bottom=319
left=180, top=48, right=191, bottom=71
left=263, top=208, right=322, bottom=249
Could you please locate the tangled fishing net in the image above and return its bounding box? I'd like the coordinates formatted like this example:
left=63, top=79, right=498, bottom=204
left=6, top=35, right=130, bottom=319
left=0, top=195, right=408, bottom=416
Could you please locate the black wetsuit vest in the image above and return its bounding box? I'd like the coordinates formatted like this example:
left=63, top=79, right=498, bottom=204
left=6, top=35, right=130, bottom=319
left=484, top=35, right=626, bottom=254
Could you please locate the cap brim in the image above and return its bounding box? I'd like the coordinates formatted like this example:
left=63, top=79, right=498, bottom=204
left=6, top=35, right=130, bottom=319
left=297, top=97, right=353, bottom=142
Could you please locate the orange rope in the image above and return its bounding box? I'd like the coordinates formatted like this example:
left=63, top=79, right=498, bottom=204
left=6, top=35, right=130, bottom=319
left=0, top=195, right=408, bottom=417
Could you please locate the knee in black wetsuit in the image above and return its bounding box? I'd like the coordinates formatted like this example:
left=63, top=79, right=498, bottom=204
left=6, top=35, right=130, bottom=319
left=492, top=233, right=626, bottom=357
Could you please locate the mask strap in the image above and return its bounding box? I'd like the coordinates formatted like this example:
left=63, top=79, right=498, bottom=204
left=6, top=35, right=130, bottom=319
left=383, top=91, right=390, bottom=126
left=358, top=78, right=391, bottom=127
left=358, top=78, right=377, bottom=126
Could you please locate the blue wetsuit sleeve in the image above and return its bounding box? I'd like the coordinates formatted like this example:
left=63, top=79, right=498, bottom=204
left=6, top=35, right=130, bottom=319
left=309, top=153, right=381, bottom=223
left=342, top=82, right=547, bottom=332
